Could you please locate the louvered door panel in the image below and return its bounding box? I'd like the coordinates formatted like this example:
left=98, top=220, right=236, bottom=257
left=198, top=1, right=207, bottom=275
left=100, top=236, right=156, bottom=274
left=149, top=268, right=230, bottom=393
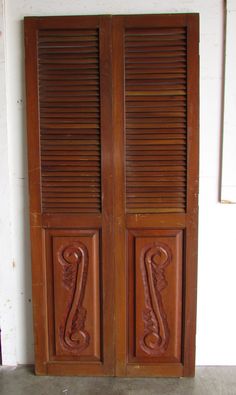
left=38, top=28, right=101, bottom=213
left=113, top=14, right=198, bottom=377
left=25, top=16, right=114, bottom=376
left=125, top=27, right=187, bottom=213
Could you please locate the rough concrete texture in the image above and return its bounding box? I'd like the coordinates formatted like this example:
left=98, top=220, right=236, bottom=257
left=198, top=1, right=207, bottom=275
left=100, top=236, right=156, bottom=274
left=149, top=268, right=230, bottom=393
left=0, top=366, right=236, bottom=395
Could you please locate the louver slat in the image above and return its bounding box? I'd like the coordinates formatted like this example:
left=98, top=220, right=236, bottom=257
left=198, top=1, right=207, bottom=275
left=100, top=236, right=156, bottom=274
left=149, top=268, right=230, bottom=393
left=125, top=28, right=187, bottom=213
left=38, top=29, right=101, bottom=213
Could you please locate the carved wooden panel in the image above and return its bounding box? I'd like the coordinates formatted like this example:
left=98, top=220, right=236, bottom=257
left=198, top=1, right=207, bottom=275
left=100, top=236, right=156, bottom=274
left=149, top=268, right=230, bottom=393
left=46, top=229, right=101, bottom=361
left=128, top=229, right=183, bottom=363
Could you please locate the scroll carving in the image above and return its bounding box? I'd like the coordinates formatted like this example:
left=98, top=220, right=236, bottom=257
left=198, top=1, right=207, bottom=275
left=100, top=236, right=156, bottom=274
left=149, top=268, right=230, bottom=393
left=58, top=242, right=90, bottom=353
left=140, top=243, right=171, bottom=355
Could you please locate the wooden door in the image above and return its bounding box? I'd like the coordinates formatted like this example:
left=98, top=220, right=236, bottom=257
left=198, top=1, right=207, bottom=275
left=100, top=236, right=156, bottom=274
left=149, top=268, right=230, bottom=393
left=25, top=16, right=114, bottom=376
left=113, top=14, right=199, bottom=377
left=25, top=14, right=199, bottom=377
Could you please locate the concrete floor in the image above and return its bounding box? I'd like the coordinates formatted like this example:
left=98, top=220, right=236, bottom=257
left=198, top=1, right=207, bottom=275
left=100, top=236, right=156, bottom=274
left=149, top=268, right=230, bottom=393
left=0, top=366, right=236, bottom=395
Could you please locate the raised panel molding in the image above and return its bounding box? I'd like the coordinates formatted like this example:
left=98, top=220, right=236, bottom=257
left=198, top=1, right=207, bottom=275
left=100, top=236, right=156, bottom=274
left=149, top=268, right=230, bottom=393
left=140, top=242, right=171, bottom=356
left=128, top=229, right=183, bottom=363
left=45, top=229, right=101, bottom=361
left=58, top=242, right=90, bottom=354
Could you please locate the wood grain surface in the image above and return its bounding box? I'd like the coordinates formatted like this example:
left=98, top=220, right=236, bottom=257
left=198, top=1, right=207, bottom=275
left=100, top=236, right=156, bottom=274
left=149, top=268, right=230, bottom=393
left=25, top=13, right=199, bottom=377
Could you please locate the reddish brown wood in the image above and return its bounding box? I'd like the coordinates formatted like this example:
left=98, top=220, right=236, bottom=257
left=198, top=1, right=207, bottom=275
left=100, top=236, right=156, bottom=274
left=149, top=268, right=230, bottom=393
left=25, top=14, right=199, bottom=378
left=25, top=15, right=114, bottom=376
left=112, top=16, right=127, bottom=377
left=128, top=229, right=183, bottom=363
left=112, top=14, right=199, bottom=378
left=46, top=229, right=100, bottom=361
left=183, top=14, right=199, bottom=377
left=38, top=23, right=101, bottom=213
left=25, top=18, right=48, bottom=375
left=125, top=24, right=188, bottom=214
left=99, top=15, right=115, bottom=375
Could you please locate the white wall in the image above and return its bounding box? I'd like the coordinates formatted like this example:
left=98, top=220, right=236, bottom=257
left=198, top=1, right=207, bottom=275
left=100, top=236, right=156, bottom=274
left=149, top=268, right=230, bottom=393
left=1, top=0, right=236, bottom=365
left=0, top=0, right=17, bottom=365
left=221, top=0, right=236, bottom=203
